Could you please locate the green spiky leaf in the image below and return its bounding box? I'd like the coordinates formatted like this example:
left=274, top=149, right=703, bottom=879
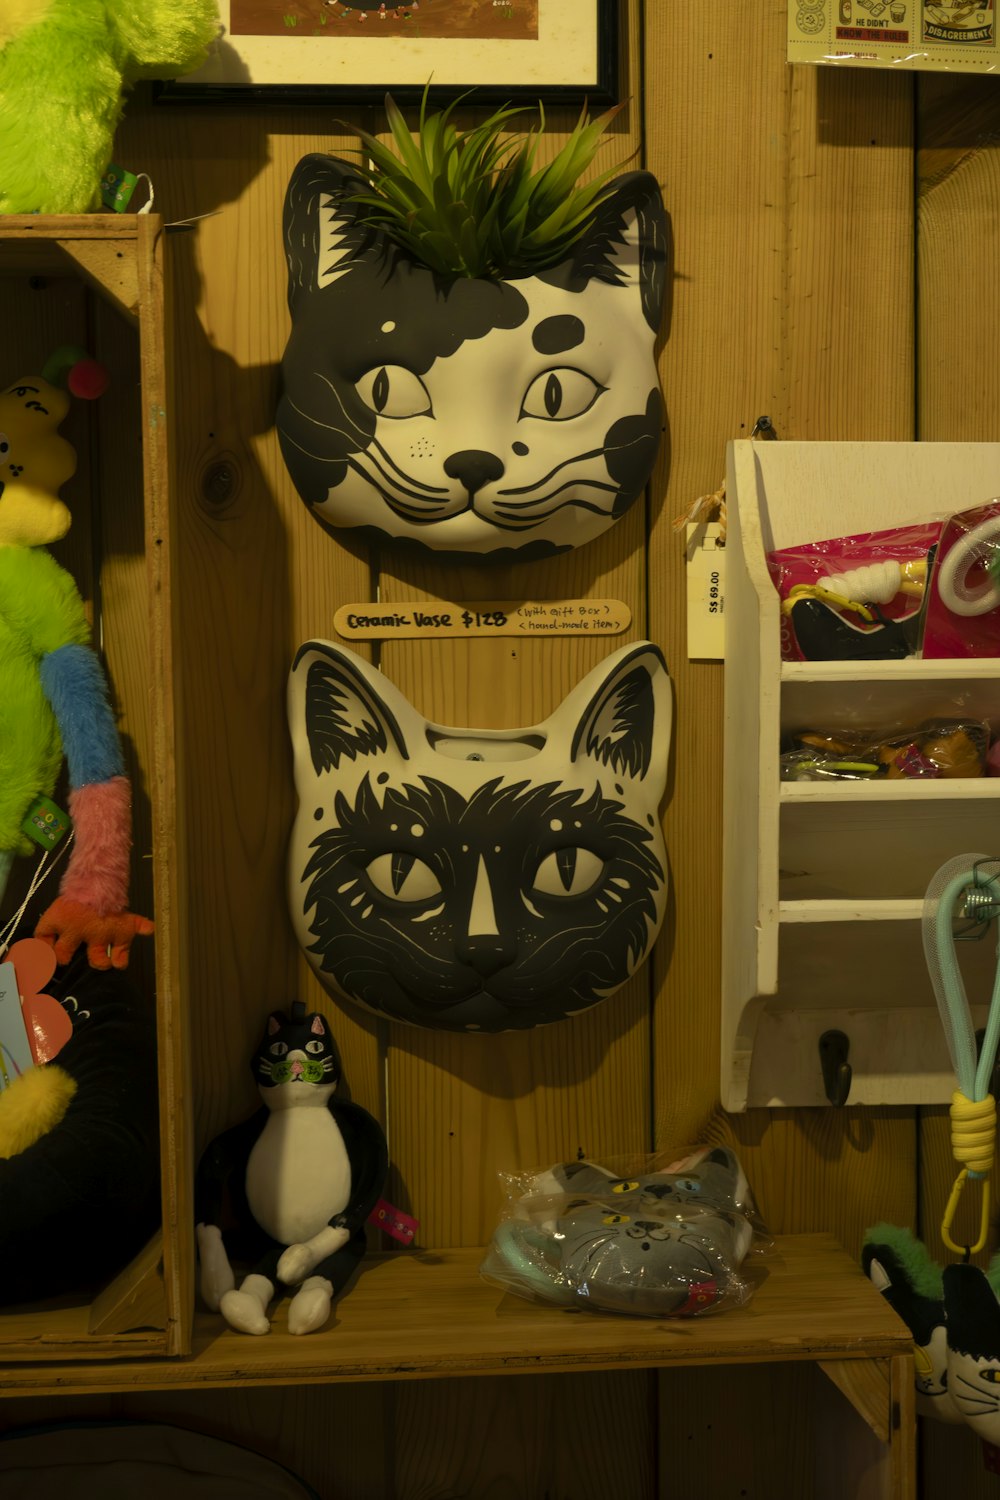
left=338, top=86, right=631, bottom=280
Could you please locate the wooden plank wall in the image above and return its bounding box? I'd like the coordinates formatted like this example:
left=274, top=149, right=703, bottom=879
left=915, top=70, right=1000, bottom=1500
left=5, top=2, right=998, bottom=1496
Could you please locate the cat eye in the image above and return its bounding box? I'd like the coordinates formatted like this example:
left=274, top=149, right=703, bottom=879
left=366, top=851, right=442, bottom=903
left=602, top=1213, right=630, bottom=1225
left=532, top=847, right=604, bottom=899
left=519, top=368, right=604, bottom=422
left=305, top=1039, right=325, bottom=1055
left=356, top=365, right=432, bottom=419
left=611, top=1180, right=640, bottom=1193
left=270, top=1041, right=289, bottom=1057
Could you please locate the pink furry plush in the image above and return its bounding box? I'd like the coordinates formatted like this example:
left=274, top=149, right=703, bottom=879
left=61, top=776, right=132, bottom=911
left=34, top=777, right=154, bottom=969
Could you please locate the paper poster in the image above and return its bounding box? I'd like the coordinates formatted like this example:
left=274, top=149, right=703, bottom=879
left=788, top=0, right=998, bottom=71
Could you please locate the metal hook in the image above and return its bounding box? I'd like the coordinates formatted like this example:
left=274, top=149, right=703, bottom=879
left=750, top=415, right=778, bottom=441
left=819, top=1029, right=852, bottom=1107
left=956, top=857, right=1000, bottom=942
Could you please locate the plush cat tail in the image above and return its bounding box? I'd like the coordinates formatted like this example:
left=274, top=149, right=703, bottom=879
left=548, top=171, right=668, bottom=335
left=862, top=1224, right=946, bottom=1346
left=943, top=1262, right=1000, bottom=1360
left=566, top=642, right=672, bottom=801
left=284, top=154, right=392, bottom=312
left=289, top=641, right=413, bottom=776
left=863, top=1223, right=944, bottom=1299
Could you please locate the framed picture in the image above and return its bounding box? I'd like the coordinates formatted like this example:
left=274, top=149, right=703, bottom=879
left=156, top=0, right=619, bottom=105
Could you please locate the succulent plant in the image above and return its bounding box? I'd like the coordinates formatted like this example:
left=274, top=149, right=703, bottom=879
left=342, top=89, right=628, bottom=280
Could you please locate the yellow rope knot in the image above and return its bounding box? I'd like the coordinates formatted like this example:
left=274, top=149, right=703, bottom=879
left=951, top=1090, right=996, bottom=1174
left=942, top=1091, right=996, bottom=1255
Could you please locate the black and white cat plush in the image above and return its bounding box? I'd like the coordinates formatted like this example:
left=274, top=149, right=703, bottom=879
left=287, top=640, right=671, bottom=1032
left=862, top=1222, right=1000, bottom=1432
left=277, top=155, right=666, bottom=561
left=196, top=1003, right=388, bottom=1336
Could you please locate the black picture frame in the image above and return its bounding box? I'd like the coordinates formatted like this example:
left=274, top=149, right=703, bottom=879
left=155, top=0, right=619, bottom=107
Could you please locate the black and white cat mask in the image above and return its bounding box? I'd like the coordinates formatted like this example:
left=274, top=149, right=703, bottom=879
left=287, top=641, right=671, bottom=1031
left=278, top=155, right=666, bottom=562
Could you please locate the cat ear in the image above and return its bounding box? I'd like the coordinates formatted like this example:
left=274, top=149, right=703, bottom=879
left=267, top=1016, right=281, bottom=1036
left=310, top=1015, right=324, bottom=1036
left=289, top=641, right=414, bottom=776
left=563, top=643, right=671, bottom=798
left=944, top=1263, right=1000, bottom=1359
left=548, top=171, right=668, bottom=334
left=284, top=154, right=394, bottom=313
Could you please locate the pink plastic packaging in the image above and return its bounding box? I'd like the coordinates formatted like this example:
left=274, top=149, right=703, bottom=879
left=922, top=500, right=1000, bottom=660
left=767, top=523, right=941, bottom=663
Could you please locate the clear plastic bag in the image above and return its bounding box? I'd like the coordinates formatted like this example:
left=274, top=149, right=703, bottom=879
left=781, top=720, right=991, bottom=782
left=481, top=1145, right=770, bottom=1318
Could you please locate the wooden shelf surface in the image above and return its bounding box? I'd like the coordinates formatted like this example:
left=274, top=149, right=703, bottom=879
left=0, top=1235, right=909, bottom=1397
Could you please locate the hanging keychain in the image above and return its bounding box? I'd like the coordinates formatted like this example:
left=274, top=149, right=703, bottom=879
left=921, top=853, right=1000, bottom=1255
left=862, top=853, right=1000, bottom=1450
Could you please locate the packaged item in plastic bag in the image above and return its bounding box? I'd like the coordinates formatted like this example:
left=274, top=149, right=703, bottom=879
left=767, top=522, right=941, bottom=662
left=481, top=1145, right=770, bottom=1318
left=781, top=720, right=990, bottom=782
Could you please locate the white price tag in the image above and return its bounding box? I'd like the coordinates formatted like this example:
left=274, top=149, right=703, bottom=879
left=0, top=960, right=34, bottom=1085
left=685, top=522, right=726, bottom=661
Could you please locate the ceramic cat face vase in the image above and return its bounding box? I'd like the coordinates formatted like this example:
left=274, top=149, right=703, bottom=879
left=487, top=1146, right=755, bottom=1316
left=288, top=641, right=671, bottom=1031
left=278, top=155, right=667, bottom=562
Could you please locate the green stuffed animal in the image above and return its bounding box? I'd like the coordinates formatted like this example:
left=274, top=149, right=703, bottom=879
left=0, top=0, right=219, bottom=215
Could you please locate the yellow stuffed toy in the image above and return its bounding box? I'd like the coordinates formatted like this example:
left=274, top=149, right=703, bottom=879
left=0, top=0, right=219, bottom=215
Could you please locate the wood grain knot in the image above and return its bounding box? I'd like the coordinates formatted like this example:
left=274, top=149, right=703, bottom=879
left=199, top=457, right=241, bottom=511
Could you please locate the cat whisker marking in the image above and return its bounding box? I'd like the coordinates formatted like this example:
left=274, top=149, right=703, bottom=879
left=370, top=434, right=449, bottom=494
left=347, top=455, right=458, bottom=518
left=495, top=476, right=619, bottom=511
left=497, top=445, right=611, bottom=496
left=487, top=498, right=618, bottom=529
left=287, top=389, right=368, bottom=447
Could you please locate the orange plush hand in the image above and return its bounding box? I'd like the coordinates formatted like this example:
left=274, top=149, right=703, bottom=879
left=34, top=897, right=154, bottom=970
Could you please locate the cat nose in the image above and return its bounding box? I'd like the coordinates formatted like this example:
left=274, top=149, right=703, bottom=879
left=443, top=449, right=505, bottom=495
left=456, top=937, right=514, bottom=978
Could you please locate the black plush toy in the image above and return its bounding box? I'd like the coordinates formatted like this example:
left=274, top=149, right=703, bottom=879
left=0, top=947, right=160, bottom=1305
left=196, top=1002, right=388, bottom=1336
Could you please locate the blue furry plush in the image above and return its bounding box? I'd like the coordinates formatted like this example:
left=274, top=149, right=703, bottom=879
left=39, top=644, right=124, bottom=787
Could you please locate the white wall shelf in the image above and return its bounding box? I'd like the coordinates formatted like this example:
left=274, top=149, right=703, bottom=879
left=722, top=438, right=1000, bottom=1110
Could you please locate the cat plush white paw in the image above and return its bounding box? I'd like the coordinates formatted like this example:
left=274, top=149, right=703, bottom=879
left=220, top=1274, right=273, bottom=1336
left=277, top=1225, right=350, bottom=1284
left=288, top=1275, right=334, bottom=1335
left=196, top=1222, right=235, bottom=1311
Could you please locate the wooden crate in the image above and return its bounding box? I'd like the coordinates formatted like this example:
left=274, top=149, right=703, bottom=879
left=0, top=216, right=191, bottom=1360
left=722, top=437, right=1000, bottom=1110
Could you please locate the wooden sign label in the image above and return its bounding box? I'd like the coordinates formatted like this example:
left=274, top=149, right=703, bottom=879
left=333, top=600, right=631, bottom=640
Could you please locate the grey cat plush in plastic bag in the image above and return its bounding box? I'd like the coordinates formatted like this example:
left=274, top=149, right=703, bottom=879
left=482, top=1145, right=768, bottom=1317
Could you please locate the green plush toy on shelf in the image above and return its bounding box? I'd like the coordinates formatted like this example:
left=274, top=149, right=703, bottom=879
left=0, top=346, right=153, bottom=969
left=0, top=0, right=219, bottom=215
